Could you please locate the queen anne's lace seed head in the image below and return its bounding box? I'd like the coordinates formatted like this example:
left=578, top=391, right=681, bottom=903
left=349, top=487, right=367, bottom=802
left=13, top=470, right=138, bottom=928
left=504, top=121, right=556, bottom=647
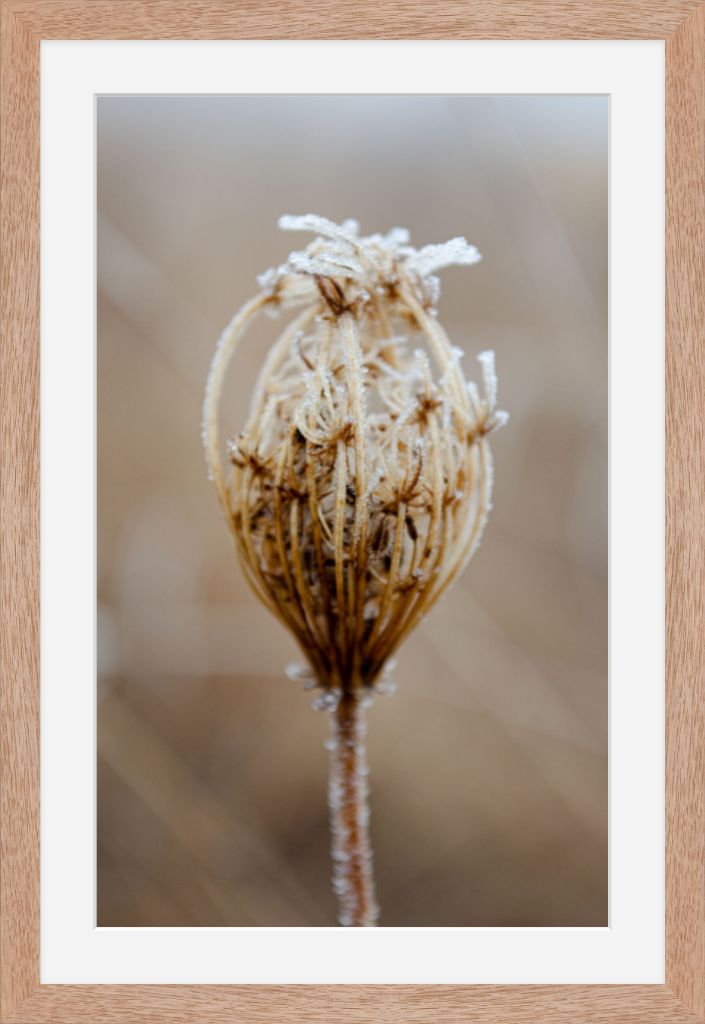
left=203, top=216, right=508, bottom=693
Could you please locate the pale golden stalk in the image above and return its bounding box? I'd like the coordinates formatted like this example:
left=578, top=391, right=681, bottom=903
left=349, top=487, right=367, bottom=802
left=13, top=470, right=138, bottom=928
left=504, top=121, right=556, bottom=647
left=203, top=215, right=507, bottom=926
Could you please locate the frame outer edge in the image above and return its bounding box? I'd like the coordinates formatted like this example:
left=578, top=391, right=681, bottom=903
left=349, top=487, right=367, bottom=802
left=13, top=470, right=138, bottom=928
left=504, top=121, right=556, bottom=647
left=666, top=4, right=705, bottom=1021
left=0, top=3, right=40, bottom=1023
left=1, top=984, right=703, bottom=1024
left=5, top=0, right=705, bottom=40
left=0, top=1, right=703, bottom=1021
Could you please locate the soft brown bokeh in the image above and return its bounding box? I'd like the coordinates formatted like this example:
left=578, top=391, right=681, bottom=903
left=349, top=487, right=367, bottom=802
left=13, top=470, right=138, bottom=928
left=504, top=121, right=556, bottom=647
left=97, top=95, right=607, bottom=927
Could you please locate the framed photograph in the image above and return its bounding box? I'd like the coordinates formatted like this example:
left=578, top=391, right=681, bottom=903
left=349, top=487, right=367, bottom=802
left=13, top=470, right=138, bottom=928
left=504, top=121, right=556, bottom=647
left=1, top=4, right=702, bottom=1023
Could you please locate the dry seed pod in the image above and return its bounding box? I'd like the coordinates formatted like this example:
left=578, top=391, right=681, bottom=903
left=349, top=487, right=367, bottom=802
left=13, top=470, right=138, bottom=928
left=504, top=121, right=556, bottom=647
left=202, top=215, right=507, bottom=925
left=203, top=215, right=507, bottom=691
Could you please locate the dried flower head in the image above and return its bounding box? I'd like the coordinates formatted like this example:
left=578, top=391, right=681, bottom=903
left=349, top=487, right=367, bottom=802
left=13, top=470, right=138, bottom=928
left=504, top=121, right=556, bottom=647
left=203, top=215, right=507, bottom=698
left=203, top=215, right=508, bottom=926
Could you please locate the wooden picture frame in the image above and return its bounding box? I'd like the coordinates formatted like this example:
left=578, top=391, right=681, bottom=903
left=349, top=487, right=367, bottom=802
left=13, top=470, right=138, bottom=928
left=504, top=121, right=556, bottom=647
left=1, top=3, right=702, bottom=1021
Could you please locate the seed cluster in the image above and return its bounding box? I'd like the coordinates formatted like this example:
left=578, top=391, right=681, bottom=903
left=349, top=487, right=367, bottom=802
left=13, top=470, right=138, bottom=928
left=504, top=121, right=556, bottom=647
left=203, top=215, right=507, bottom=698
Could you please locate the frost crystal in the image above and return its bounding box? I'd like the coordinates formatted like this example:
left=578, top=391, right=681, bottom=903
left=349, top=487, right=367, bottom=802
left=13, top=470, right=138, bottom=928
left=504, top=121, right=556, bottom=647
left=404, top=237, right=481, bottom=276
left=264, top=214, right=484, bottom=316
left=478, top=350, right=498, bottom=408
left=374, top=678, right=398, bottom=696
left=312, top=690, right=342, bottom=712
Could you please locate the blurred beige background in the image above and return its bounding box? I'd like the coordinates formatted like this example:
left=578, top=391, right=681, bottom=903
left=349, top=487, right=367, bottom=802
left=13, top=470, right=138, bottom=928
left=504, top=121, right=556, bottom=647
left=97, top=95, right=607, bottom=927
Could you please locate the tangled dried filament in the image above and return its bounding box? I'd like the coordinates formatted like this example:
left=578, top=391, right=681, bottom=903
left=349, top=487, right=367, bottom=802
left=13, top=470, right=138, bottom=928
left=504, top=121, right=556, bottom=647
left=203, top=215, right=507, bottom=925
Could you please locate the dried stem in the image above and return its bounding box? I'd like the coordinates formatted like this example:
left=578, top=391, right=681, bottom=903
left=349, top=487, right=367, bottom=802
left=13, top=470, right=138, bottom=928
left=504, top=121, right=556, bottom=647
left=327, top=692, right=378, bottom=927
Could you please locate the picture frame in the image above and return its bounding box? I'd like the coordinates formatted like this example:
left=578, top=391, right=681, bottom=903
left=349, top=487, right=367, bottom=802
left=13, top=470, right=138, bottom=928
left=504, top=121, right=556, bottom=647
left=0, top=3, right=702, bottom=1022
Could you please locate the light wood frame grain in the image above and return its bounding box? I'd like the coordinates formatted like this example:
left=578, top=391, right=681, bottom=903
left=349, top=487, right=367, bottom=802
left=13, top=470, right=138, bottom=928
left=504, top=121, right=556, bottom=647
left=1, top=2, right=702, bottom=1021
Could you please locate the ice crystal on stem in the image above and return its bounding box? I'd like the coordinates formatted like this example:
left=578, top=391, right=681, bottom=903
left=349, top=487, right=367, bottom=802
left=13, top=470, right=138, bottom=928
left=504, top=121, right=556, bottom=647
left=202, top=215, right=507, bottom=926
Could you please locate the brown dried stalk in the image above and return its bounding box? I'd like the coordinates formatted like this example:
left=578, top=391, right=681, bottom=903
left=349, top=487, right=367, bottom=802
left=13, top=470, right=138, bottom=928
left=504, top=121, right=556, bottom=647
left=203, top=215, right=507, bottom=926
